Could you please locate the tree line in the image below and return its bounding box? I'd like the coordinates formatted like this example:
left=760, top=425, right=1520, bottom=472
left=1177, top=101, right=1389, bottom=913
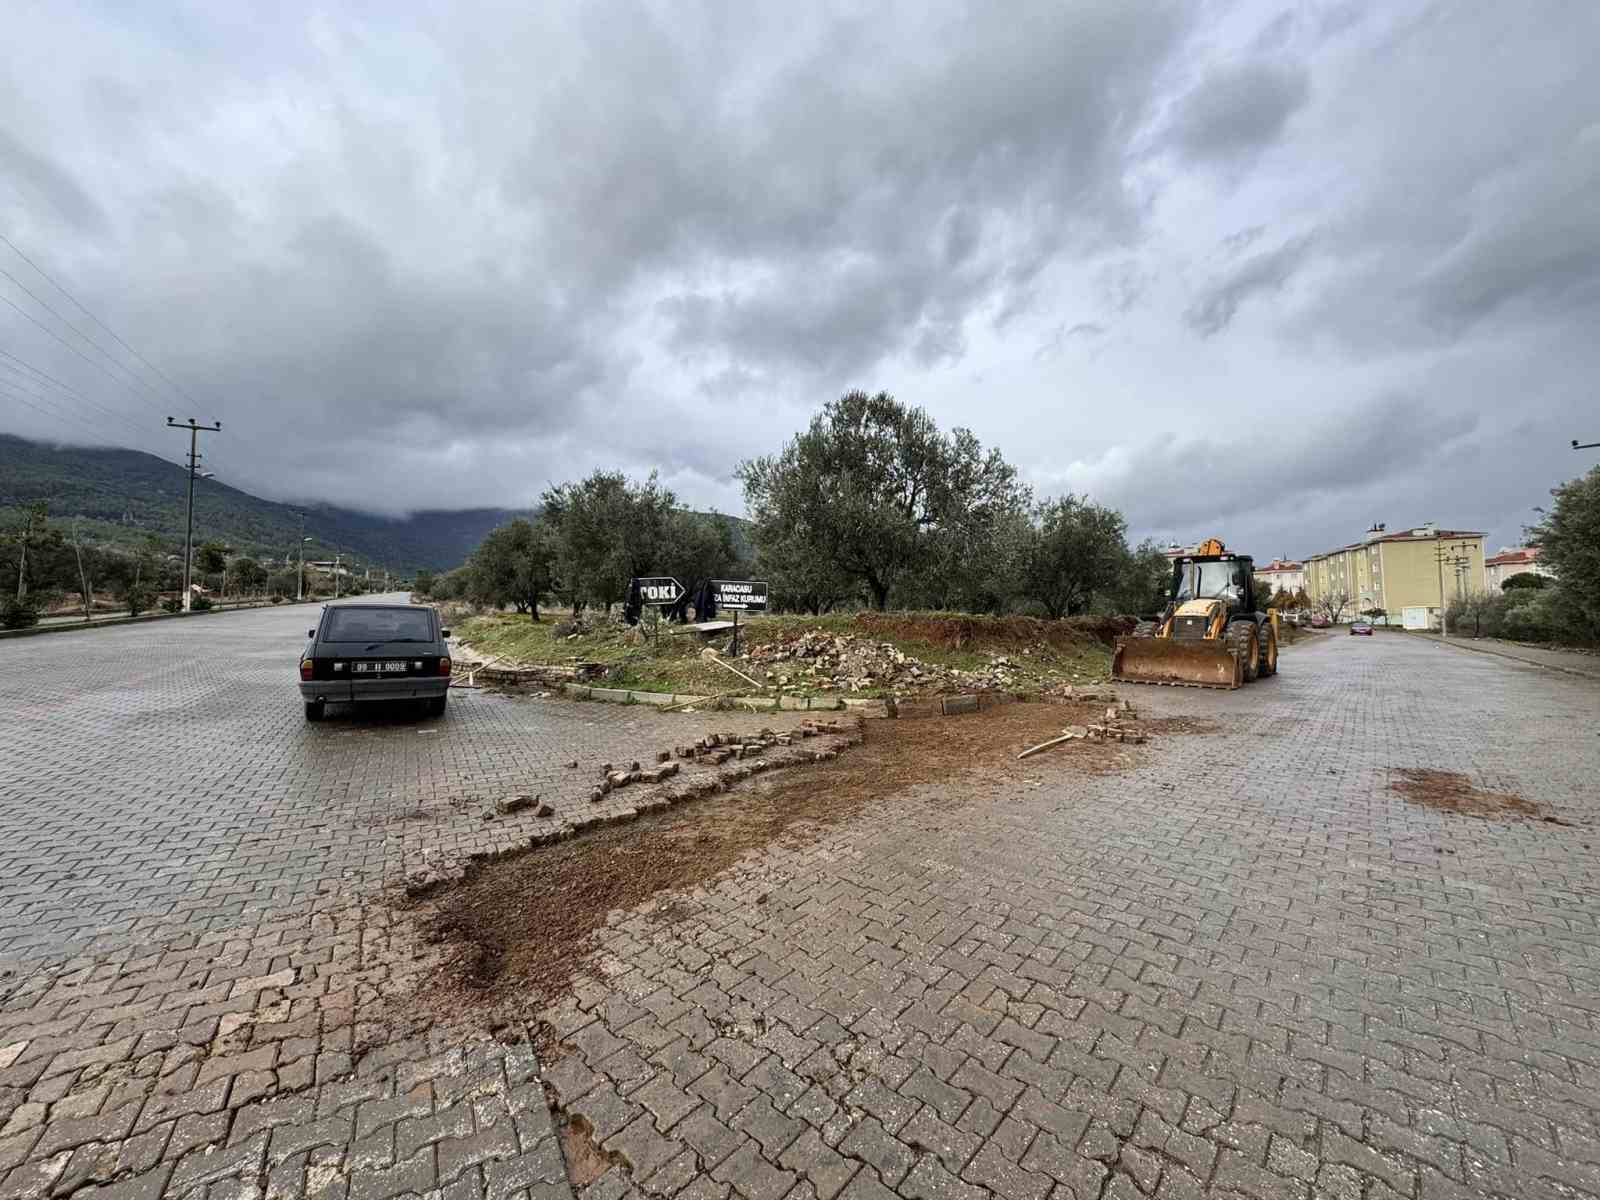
left=420, top=473, right=746, bottom=620
left=0, top=504, right=369, bottom=627
left=1444, top=462, right=1600, bottom=645
left=432, top=392, right=1174, bottom=621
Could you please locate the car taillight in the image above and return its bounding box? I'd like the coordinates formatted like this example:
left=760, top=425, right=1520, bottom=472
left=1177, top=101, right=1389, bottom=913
left=439, top=657, right=451, bottom=676
left=300, top=659, right=314, bottom=681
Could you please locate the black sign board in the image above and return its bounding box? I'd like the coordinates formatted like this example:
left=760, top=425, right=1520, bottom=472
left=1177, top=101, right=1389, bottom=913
left=635, top=576, right=685, bottom=606
left=710, top=579, right=769, bottom=611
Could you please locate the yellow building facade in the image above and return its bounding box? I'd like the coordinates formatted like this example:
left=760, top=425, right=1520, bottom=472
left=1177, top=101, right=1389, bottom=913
left=1303, top=525, right=1484, bottom=621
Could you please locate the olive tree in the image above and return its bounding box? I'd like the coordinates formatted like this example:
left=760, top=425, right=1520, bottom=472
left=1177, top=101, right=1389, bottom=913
left=739, top=391, right=1026, bottom=611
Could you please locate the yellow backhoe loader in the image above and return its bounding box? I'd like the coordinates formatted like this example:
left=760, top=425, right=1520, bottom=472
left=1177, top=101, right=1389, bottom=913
left=1111, top=538, right=1279, bottom=689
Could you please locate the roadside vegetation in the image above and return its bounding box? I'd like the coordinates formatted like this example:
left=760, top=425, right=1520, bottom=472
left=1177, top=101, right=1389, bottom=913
left=0, top=499, right=383, bottom=628
left=1437, top=463, right=1599, bottom=647
left=426, top=391, right=1171, bottom=622
left=450, top=609, right=1122, bottom=699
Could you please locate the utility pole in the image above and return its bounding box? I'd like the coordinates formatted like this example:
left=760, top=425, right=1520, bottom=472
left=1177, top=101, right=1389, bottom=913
left=1434, top=531, right=1450, bottom=639
left=334, top=553, right=342, bottom=599
left=71, top=520, right=90, bottom=621
left=166, top=418, right=222, bottom=613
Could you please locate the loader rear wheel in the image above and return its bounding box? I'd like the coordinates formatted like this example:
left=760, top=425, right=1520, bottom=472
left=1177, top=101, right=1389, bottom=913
left=1226, top=620, right=1260, bottom=683
left=1131, top=620, right=1159, bottom=638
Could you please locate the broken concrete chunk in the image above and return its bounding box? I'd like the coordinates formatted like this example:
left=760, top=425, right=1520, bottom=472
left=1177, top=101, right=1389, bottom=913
left=589, top=788, right=606, bottom=803
left=535, top=801, right=555, bottom=817
left=495, top=794, right=538, bottom=816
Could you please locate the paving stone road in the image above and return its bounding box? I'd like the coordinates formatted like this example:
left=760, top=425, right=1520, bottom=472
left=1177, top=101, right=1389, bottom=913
left=0, top=599, right=832, bottom=1200
left=2, top=613, right=1598, bottom=1200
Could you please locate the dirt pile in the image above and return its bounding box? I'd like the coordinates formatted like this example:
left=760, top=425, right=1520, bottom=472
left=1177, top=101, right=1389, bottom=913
left=747, top=630, right=1033, bottom=694
left=851, top=611, right=1135, bottom=649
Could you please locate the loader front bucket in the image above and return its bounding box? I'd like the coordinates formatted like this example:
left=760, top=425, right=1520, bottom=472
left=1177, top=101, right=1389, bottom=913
left=1111, top=638, right=1242, bottom=690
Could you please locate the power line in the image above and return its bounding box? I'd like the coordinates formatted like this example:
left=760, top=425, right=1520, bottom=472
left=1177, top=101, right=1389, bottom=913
left=0, top=232, right=204, bottom=409
left=0, top=234, right=241, bottom=482
left=0, top=289, right=179, bottom=426
left=0, top=262, right=171, bottom=412
left=0, top=348, right=158, bottom=444
left=0, top=378, right=113, bottom=443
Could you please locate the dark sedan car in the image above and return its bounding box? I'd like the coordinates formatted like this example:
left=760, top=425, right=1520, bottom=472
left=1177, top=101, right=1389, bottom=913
left=299, top=603, right=451, bottom=721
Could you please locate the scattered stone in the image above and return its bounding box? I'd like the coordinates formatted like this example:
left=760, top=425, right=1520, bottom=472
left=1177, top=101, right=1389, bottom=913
left=658, top=750, right=672, bottom=763
left=495, top=794, right=538, bottom=816
left=536, top=801, right=555, bottom=817
left=566, top=760, right=579, bottom=769
left=590, top=788, right=606, bottom=803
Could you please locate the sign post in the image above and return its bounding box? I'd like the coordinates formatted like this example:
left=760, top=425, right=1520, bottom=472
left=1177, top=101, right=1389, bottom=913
left=709, top=579, right=769, bottom=656
left=633, top=577, right=685, bottom=650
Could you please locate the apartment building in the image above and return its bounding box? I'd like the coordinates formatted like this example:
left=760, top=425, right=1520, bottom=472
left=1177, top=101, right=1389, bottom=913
left=1484, top=547, right=1555, bottom=589
left=1254, top=558, right=1305, bottom=596
left=1303, top=524, right=1485, bottom=621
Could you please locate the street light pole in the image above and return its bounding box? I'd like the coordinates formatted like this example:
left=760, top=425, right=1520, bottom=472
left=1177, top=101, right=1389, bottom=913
left=334, top=553, right=342, bottom=599
left=297, top=514, right=306, bottom=601
left=166, top=418, right=222, bottom=613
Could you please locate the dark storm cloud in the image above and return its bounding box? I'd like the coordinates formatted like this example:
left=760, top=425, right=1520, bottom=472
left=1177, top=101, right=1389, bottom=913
left=1185, top=234, right=1313, bottom=336
left=0, top=0, right=1596, bottom=557
left=1085, top=398, right=1473, bottom=533
left=0, top=130, right=106, bottom=234
left=1165, top=61, right=1309, bottom=162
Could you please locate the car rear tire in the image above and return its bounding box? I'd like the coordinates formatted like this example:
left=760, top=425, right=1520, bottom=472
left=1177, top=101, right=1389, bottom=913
left=425, top=695, right=447, bottom=717
left=1225, top=620, right=1260, bottom=683
left=304, top=700, right=325, bottom=722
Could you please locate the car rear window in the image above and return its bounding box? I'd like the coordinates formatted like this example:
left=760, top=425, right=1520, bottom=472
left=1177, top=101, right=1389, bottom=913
left=320, top=608, right=435, bottom=643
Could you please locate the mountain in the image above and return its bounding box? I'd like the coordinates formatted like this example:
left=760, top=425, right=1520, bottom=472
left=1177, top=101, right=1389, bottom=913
left=0, top=434, right=528, bottom=572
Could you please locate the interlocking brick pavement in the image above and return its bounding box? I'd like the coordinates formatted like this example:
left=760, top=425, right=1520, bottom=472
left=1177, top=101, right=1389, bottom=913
left=5, top=613, right=1599, bottom=1198
left=531, top=634, right=1600, bottom=1200
left=0, top=600, right=834, bottom=1198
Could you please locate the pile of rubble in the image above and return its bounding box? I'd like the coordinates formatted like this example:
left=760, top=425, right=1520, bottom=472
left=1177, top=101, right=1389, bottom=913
left=586, top=720, right=845, bottom=803
left=746, top=631, right=1031, bottom=694
left=1018, top=700, right=1146, bottom=760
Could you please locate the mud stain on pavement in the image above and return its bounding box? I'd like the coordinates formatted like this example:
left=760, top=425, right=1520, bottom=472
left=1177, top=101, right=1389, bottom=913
left=413, top=701, right=1141, bottom=1018
left=1389, top=767, right=1568, bottom=823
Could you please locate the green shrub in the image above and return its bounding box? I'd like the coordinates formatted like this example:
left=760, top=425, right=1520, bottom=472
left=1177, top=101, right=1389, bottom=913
left=190, top=594, right=213, bottom=612
left=125, top=585, right=155, bottom=616
left=1502, top=593, right=1558, bottom=642
left=161, top=596, right=182, bottom=613
left=1, top=600, right=39, bottom=629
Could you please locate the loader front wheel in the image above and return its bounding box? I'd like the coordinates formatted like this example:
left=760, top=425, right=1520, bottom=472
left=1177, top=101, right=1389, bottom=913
left=1226, top=620, right=1260, bottom=683
left=1131, top=620, right=1159, bottom=638
left=1259, top=623, right=1279, bottom=676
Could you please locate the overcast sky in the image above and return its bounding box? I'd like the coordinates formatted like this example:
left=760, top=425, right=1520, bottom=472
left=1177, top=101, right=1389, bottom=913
left=2, top=1, right=1597, bottom=558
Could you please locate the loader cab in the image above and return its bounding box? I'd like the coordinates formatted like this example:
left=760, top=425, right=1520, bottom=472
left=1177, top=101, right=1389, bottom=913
left=1167, top=554, right=1258, bottom=616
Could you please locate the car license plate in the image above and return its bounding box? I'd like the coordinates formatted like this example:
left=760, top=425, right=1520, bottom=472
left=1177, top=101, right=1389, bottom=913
left=354, top=661, right=408, bottom=673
